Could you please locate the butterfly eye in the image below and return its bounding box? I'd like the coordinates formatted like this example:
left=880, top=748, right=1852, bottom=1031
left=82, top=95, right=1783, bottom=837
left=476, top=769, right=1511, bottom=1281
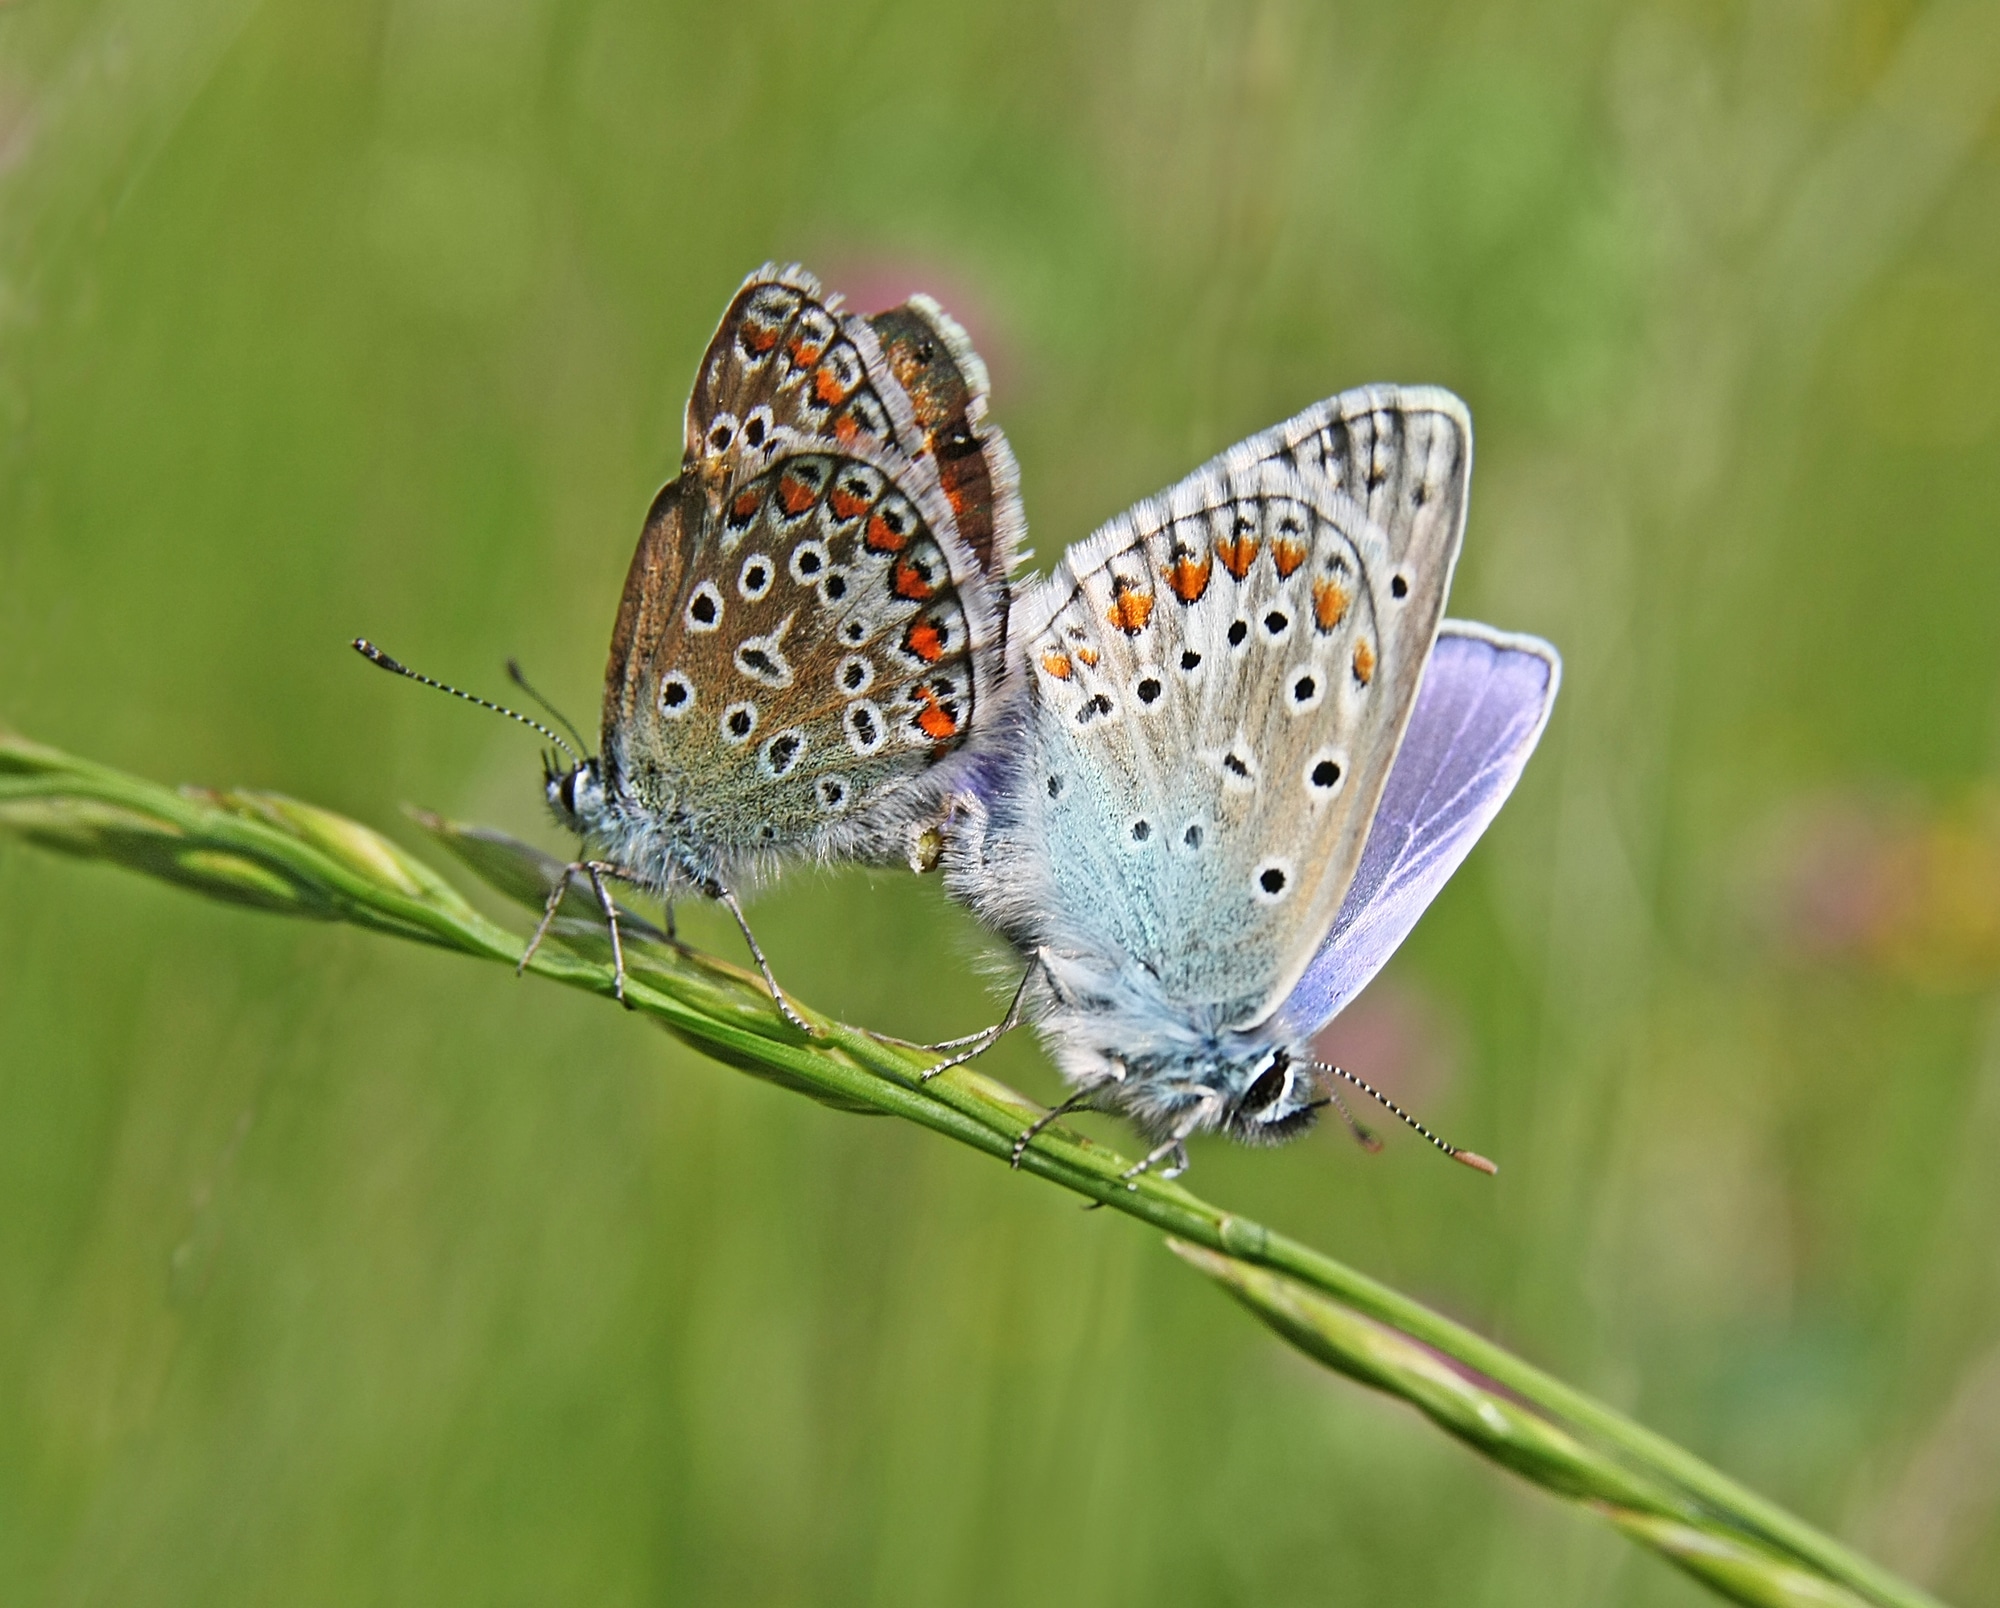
left=1241, top=1056, right=1288, bottom=1115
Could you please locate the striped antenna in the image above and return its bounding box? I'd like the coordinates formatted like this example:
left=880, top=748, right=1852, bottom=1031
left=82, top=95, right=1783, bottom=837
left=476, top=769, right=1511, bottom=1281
left=505, top=658, right=591, bottom=757
left=352, top=639, right=580, bottom=762
left=1311, top=1062, right=1497, bottom=1175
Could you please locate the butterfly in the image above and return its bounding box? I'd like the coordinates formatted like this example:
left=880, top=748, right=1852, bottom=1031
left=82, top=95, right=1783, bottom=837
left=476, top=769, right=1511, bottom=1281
left=532, top=263, right=1024, bottom=1018
left=936, top=386, right=1558, bottom=1179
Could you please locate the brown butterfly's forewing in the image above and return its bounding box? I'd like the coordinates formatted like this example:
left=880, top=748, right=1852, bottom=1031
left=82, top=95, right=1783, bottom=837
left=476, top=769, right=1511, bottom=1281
left=595, top=264, right=1017, bottom=889
left=602, top=477, right=691, bottom=748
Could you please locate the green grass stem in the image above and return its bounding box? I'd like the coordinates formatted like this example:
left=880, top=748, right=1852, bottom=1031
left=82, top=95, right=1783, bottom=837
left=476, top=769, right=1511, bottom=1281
left=0, top=731, right=1949, bottom=1608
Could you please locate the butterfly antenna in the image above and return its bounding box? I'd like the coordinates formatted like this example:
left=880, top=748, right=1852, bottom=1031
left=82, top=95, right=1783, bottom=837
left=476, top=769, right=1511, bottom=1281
left=505, top=658, right=591, bottom=757
left=1318, top=1087, right=1383, bottom=1153
left=1311, top=1062, right=1496, bottom=1175
left=352, top=639, right=580, bottom=762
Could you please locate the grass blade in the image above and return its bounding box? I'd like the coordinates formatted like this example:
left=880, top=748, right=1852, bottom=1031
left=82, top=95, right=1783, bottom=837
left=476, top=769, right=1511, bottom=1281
left=0, top=731, right=1948, bottom=1608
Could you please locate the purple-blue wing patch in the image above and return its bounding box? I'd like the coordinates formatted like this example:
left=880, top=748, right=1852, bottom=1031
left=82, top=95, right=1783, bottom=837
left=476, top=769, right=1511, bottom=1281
left=1277, top=622, right=1560, bottom=1036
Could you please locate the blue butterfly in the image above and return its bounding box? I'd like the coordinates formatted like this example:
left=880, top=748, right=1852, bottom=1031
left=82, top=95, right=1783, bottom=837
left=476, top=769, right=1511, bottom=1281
left=937, top=387, right=1558, bottom=1180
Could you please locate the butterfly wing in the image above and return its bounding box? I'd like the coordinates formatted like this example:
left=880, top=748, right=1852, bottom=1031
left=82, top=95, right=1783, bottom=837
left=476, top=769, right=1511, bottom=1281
left=682, top=269, right=1022, bottom=582
left=865, top=294, right=1024, bottom=579
left=1273, top=621, right=1560, bottom=1036
left=685, top=265, right=915, bottom=464
left=600, top=266, right=1015, bottom=878
left=1006, top=386, right=1470, bottom=1027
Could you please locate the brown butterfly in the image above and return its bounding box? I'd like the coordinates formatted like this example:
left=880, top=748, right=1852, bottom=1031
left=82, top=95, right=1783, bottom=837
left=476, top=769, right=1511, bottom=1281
left=534, top=264, right=1022, bottom=1020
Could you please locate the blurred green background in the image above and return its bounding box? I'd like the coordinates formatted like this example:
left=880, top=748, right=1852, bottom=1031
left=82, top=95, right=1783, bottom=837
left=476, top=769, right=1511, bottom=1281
left=4, top=2, right=2000, bottom=1604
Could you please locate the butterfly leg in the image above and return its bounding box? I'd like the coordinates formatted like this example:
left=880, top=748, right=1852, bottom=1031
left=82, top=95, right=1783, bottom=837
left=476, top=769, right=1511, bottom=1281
left=708, top=881, right=814, bottom=1036
left=874, top=951, right=1039, bottom=1052
left=916, top=954, right=1042, bottom=1082
left=1119, top=1137, right=1188, bottom=1185
left=1009, top=1077, right=1113, bottom=1170
left=519, top=860, right=633, bottom=1005
left=1325, top=1088, right=1382, bottom=1152
left=582, top=861, right=631, bottom=1007
left=1118, top=1090, right=1221, bottom=1187
left=519, top=863, right=579, bottom=978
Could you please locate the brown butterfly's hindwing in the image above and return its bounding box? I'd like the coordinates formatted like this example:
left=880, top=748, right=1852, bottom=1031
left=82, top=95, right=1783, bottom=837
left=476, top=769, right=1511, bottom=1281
left=866, top=297, right=1024, bottom=580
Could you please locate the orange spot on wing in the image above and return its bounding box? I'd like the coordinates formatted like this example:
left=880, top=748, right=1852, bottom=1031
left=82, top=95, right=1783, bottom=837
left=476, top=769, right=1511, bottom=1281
left=814, top=365, right=852, bottom=406
left=1106, top=585, right=1155, bottom=635
left=893, top=558, right=937, bottom=602
left=1217, top=531, right=1259, bottom=580
left=1041, top=651, right=1073, bottom=679
left=866, top=512, right=908, bottom=553
left=1272, top=538, right=1308, bottom=578
left=1313, top=580, right=1351, bottom=631
left=1168, top=555, right=1211, bottom=602
left=827, top=484, right=870, bottom=522
left=731, top=490, right=762, bottom=522
left=787, top=336, right=824, bottom=368
left=831, top=413, right=860, bottom=445
left=778, top=473, right=818, bottom=516
left=1074, top=646, right=1099, bottom=667
left=915, top=687, right=960, bottom=742
left=1352, top=640, right=1375, bottom=684
left=744, top=324, right=781, bottom=354
left=904, top=618, right=946, bottom=663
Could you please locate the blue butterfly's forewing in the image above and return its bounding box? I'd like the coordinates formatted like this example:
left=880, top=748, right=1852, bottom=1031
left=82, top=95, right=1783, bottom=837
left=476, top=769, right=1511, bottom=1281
left=1276, top=621, right=1560, bottom=1036
left=998, top=389, right=1471, bottom=1027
